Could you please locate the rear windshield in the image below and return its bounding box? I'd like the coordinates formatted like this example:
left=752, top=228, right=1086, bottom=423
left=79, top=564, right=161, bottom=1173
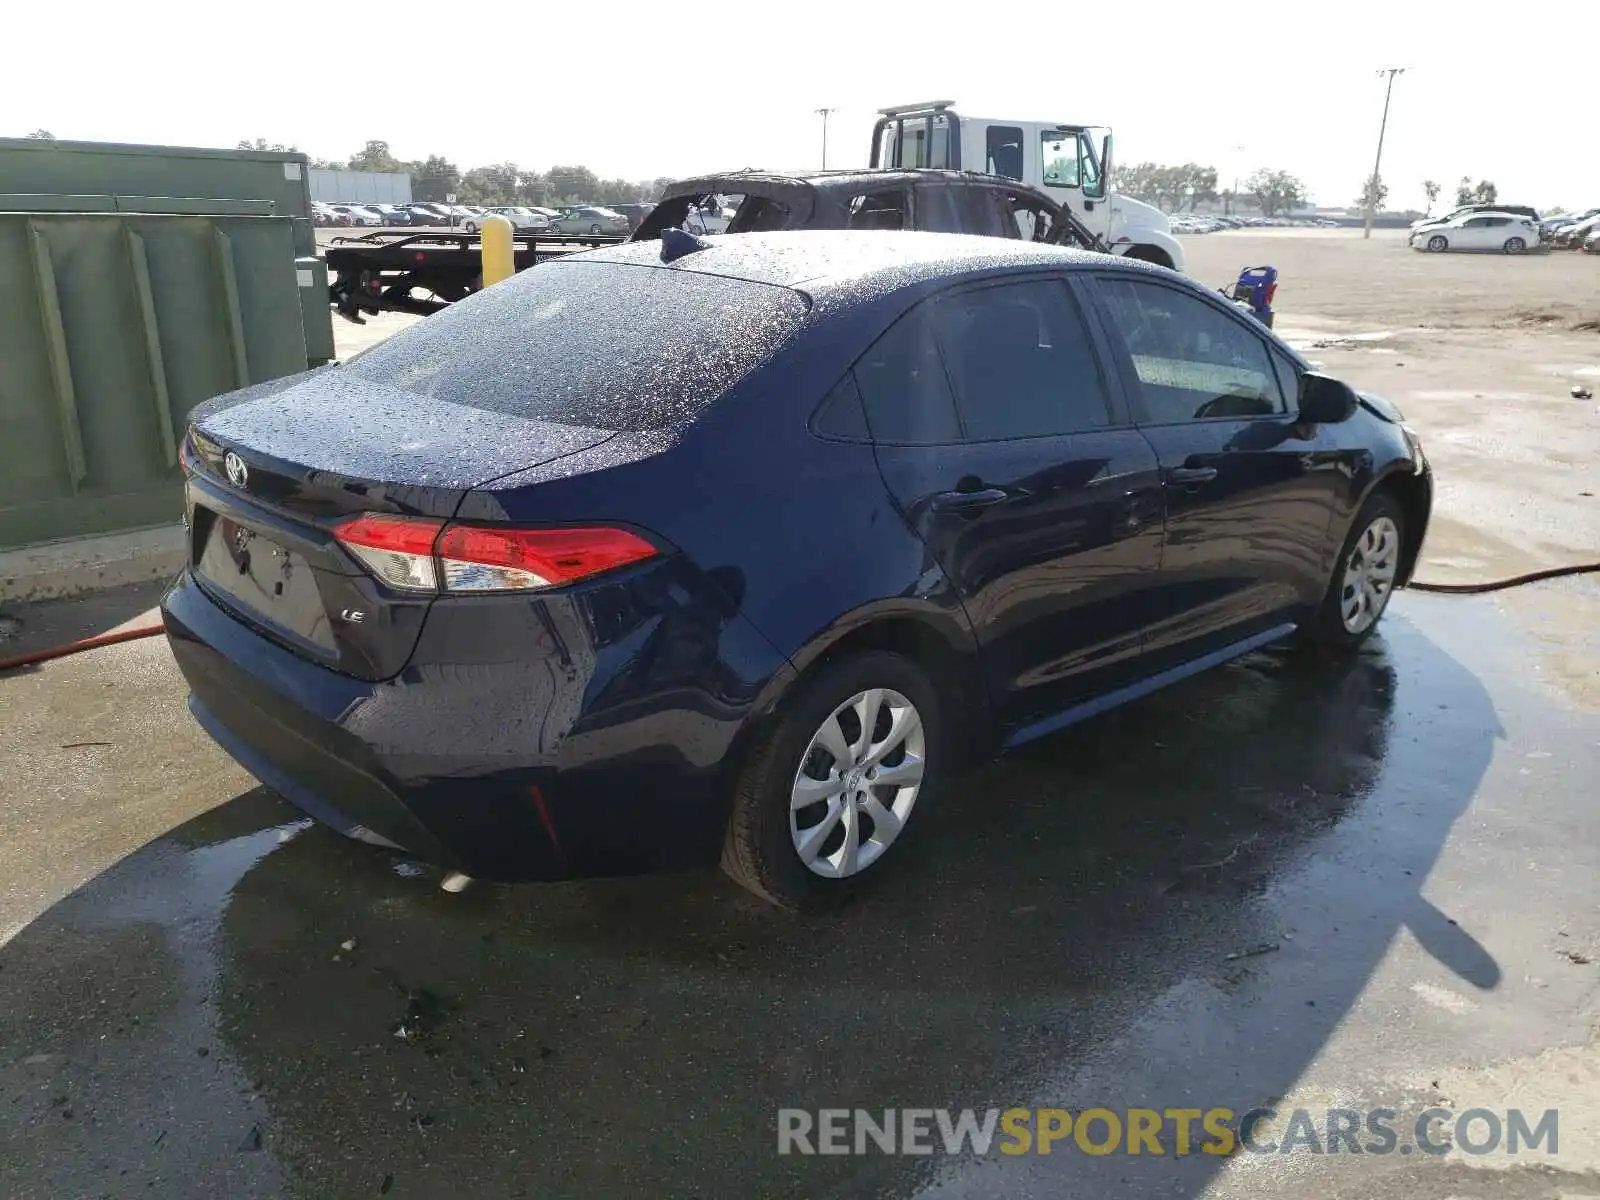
left=345, top=261, right=808, bottom=431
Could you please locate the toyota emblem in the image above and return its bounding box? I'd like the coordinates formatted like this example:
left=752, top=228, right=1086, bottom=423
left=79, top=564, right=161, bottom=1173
left=223, top=451, right=249, bottom=489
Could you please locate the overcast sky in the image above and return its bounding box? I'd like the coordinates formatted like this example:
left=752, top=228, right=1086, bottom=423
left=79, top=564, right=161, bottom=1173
left=6, top=1, right=1590, bottom=211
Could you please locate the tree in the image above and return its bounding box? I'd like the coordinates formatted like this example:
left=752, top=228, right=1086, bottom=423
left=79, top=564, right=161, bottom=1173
left=544, top=165, right=601, bottom=204
left=1244, top=168, right=1307, bottom=218
left=1356, top=173, right=1389, bottom=213
left=1422, top=179, right=1440, bottom=216
left=1455, top=177, right=1499, bottom=206
left=412, top=154, right=460, bottom=203
left=237, top=137, right=298, bottom=153
left=347, top=140, right=405, bottom=174
left=1115, top=162, right=1219, bottom=211
left=26, top=128, right=55, bottom=139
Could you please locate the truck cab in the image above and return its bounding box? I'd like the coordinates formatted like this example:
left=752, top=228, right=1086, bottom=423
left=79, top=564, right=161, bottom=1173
left=869, top=101, right=1184, bottom=272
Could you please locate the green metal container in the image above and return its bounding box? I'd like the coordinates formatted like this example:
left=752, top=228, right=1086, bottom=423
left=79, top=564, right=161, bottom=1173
left=0, top=139, right=337, bottom=551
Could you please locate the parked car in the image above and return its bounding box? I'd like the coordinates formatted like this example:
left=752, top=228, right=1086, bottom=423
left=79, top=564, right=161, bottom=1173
left=1409, top=211, right=1540, bottom=253
left=549, top=205, right=630, bottom=234
left=1411, top=203, right=1540, bottom=232
left=406, top=203, right=452, bottom=225
left=311, top=202, right=351, bottom=227
left=1555, top=212, right=1600, bottom=248
left=608, top=202, right=655, bottom=232
left=460, top=207, right=544, bottom=233
left=1586, top=230, right=1600, bottom=254
left=635, top=170, right=1107, bottom=254
left=369, top=204, right=414, bottom=226
left=164, top=230, right=1431, bottom=908
left=329, top=204, right=383, bottom=227
left=503, top=206, right=551, bottom=231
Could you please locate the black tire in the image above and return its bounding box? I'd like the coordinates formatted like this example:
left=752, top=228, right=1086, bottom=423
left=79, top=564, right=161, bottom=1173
left=464, top=221, right=479, bottom=234
left=1300, top=490, right=1406, bottom=657
left=1504, top=237, right=1526, bottom=253
left=589, top=222, right=602, bottom=234
left=1427, top=235, right=1448, bottom=252
left=721, top=651, right=942, bottom=911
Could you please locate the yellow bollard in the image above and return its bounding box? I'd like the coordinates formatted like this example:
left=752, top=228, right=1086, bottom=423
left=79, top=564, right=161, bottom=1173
left=480, top=213, right=515, bottom=287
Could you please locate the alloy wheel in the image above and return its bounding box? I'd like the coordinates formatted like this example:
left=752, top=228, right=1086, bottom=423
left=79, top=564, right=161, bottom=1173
left=789, top=688, right=925, bottom=879
left=1340, top=515, right=1400, bottom=634
left=1427, top=235, right=1447, bottom=252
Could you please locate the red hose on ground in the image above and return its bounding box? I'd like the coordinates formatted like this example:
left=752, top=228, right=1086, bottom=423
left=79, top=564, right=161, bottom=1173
left=0, top=624, right=166, bottom=673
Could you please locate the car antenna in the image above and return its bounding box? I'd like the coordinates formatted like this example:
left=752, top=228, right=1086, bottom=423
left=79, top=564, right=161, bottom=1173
left=660, top=227, right=714, bottom=263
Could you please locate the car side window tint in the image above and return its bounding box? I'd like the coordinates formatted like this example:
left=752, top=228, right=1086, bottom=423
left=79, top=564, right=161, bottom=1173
left=812, top=374, right=870, bottom=440
left=1096, top=277, right=1284, bottom=423
left=847, top=190, right=909, bottom=230
left=853, top=310, right=962, bottom=444
left=930, top=279, right=1113, bottom=440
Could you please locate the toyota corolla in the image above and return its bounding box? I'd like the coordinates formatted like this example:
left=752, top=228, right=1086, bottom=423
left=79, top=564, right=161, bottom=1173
left=162, top=230, right=1431, bottom=909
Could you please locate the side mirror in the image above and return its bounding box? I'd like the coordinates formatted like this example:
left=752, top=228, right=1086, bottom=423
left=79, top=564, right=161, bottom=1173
left=1297, top=372, right=1358, bottom=423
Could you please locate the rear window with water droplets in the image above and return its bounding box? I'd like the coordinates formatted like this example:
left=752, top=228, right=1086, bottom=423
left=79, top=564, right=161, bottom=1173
left=344, top=260, right=809, bottom=431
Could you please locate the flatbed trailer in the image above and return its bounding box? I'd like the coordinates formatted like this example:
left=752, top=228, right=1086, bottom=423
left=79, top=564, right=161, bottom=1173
left=324, top=228, right=626, bottom=322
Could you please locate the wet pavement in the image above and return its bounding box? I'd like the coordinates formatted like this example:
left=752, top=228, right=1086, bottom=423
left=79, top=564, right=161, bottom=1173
left=2, top=589, right=1599, bottom=1199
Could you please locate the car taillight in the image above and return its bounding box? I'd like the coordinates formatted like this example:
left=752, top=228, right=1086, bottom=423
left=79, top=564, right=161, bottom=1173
left=335, top=514, right=444, bottom=591
left=333, top=515, right=657, bottom=594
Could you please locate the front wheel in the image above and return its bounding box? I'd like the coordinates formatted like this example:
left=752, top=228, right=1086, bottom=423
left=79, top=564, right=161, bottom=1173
left=464, top=221, right=479, bottom=234
left=1427, top=235, right=1448, bottom=252
left=721, top=651, right=940, bottom=910
left=1300, top=492, right=1405, bottom=656
left=1503, top=236, right=1526, bottom=253
left=589, top=223, right=602, bottom=234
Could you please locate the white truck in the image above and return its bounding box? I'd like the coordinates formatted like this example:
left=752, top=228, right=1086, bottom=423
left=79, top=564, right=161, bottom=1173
left=869, top=101, right=1185, bottom=272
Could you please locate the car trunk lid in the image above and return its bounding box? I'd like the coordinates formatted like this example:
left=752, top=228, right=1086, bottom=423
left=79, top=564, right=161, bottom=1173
left=185, top=368, right=613, bottom=681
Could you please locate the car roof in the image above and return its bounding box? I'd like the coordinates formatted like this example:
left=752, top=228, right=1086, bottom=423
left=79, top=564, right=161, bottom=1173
left=662, top=168, right=1037, bottom=201
left=576, top=229, right=1113, bottom=296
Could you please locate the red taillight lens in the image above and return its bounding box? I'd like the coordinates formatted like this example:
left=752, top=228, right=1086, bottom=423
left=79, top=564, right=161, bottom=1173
left=335, top=513, right=445, bottom=591
left=333, top=515, right=656, bottom=594
left=437, top=525, right=657, bottom=592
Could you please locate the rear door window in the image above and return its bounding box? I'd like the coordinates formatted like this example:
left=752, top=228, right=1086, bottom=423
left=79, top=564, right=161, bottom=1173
left=345, top=261, right=808, bottom=432
left=931, top=280, right=1114, bottom=439
left=852, top=308, right=962, bottom=444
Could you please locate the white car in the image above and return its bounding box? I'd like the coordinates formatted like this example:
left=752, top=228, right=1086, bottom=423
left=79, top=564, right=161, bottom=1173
left=330, top=204, right=383, bottom=227
left=462, top=206, right=549, bottom=233
left=1410, top=211, right=1539, bottom=254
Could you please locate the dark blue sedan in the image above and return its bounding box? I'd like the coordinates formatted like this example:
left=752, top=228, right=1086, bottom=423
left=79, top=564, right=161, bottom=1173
left=162, top=231, right=1432, bottom=909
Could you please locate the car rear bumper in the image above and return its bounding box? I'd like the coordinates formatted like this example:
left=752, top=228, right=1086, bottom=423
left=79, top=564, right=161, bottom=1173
left=162, top=562, right=792, bottom=881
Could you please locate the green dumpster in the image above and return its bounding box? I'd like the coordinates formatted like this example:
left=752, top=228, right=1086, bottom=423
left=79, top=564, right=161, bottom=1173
left=0, top=138, right=337, bottom=551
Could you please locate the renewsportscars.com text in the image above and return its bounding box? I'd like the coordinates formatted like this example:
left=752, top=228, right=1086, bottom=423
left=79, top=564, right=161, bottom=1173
left=777, top=1107, right=1559, bottom=1157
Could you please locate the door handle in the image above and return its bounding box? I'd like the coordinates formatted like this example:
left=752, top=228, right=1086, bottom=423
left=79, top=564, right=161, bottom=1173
left=931, top=487, right=1009, bottom=514
left=1166, top=466, right=1218, bottom=487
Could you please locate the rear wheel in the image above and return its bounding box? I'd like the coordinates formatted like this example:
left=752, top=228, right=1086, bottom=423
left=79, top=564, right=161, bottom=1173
left=1503, top=236, right=1526, bottom=253
left=721, top=651, right=940, bottom=910
left=464, top=221, right=479, bottom=234
left=1300, top=491, right=1405, bottom=655
left=1427, top=235, right=1448, bottom=252
left=589, top=222, right=602, bottom=234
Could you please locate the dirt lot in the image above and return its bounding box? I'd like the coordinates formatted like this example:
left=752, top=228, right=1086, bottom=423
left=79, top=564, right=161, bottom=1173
left=1184, top=230, right=1600, bottom=706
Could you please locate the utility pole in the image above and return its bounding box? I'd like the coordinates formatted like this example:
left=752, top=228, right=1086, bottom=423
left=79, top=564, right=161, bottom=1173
left=1364, top=68, right=1405, bottom=239
left=815, top=107, right=837, bottom=170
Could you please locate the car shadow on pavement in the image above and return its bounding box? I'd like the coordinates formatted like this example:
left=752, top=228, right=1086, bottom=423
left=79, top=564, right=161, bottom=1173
left=0, top=607, right=1501, bottom=1200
